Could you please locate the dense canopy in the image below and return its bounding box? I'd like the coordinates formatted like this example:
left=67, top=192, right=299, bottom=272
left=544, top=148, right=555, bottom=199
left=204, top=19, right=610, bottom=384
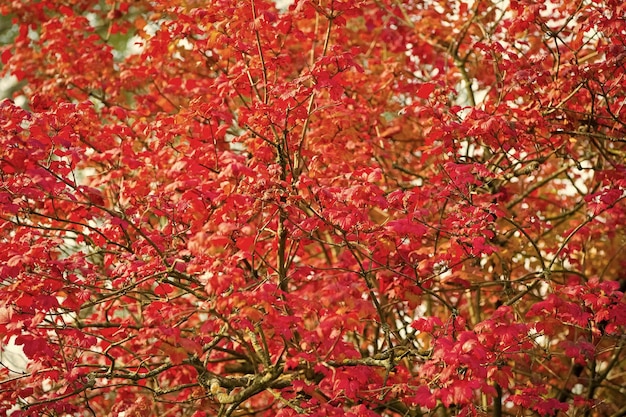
left=1, top=0, right=625, bottom=416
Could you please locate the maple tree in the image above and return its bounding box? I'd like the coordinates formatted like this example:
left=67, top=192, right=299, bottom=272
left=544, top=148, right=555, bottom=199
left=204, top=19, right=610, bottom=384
left=1, top=0, right=625, bottom=416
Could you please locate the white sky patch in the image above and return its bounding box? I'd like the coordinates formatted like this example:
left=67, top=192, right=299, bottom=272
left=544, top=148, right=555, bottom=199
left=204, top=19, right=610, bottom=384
left=144, top=21, right=161, bottom=37
left=126, top=34, right=145, bottom=56
left=0, top=336, right=28, bottom=374
left=177, top=38, right=193, bottom=50
left=552, top=161, right=594, bottom=197
left=86, top=12, right=99, bottom=28
left=275, top=0, right=294, bottom=10
left=0, top=74, right=26, bottom=107
left=0, top=74, right=17, bottom=96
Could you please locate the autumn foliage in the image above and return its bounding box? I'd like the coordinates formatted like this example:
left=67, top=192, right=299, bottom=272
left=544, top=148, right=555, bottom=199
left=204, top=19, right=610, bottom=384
left=1, top=0, right=625, bottom=416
